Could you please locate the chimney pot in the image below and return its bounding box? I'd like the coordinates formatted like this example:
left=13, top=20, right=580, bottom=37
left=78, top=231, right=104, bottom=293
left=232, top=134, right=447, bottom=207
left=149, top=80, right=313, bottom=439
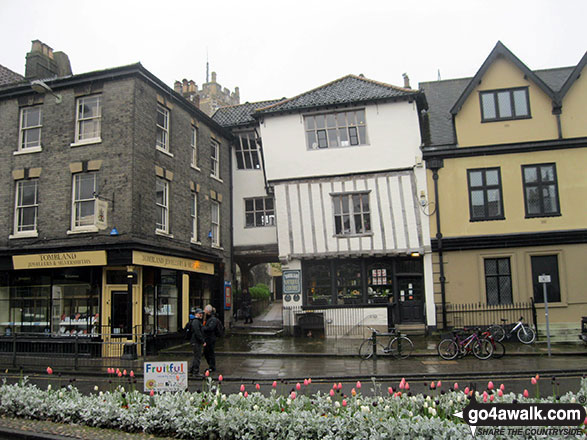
left=402, top=73, right=411, bottom=89
left=174, top=81, right=182, bottom=93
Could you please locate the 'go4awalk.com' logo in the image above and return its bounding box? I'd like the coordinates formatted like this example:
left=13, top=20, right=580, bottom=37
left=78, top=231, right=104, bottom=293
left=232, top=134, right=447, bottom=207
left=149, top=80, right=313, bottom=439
left=454, top=397, right=586, bottom=437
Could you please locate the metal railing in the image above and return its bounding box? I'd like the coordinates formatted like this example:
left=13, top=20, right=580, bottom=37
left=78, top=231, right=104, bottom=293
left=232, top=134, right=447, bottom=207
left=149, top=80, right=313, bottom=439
left=436, top=300, right=536, bottom=330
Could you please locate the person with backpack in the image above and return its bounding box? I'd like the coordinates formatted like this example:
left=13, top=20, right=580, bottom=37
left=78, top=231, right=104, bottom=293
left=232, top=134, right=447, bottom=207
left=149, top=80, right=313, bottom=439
left=185, top=308, right=205, bottom=377
left=202, top=304, right=221, bottom=373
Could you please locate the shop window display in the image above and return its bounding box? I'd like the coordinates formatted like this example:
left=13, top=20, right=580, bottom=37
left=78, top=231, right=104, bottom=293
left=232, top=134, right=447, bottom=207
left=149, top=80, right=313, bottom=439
left=306, top=263, right=332, bottom=306
left=143, top=268, right=179, bottom=334
left=336, top=262, right=362, bottom=304
left=367, top=263, right=393, bottom=304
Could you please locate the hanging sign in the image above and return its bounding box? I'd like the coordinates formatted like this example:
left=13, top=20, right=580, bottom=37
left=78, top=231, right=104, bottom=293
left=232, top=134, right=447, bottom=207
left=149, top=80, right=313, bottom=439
left=283, top=270, right=301, bottom=294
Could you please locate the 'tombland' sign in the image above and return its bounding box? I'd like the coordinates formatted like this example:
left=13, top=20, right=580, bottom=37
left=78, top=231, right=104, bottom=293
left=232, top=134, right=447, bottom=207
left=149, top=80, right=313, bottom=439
left=132, top=251, right=214, bottom=275
left=13, top=251, right=107, bottom=270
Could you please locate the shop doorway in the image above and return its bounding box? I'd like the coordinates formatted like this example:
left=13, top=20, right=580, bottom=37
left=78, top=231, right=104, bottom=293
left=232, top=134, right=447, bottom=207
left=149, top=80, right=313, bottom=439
left=102, top=285, right=141, bottom=357
left=397, top=277, right=424, bottom=323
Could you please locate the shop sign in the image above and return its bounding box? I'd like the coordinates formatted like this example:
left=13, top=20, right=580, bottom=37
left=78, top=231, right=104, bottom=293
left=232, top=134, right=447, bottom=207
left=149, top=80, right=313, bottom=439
left=95, top=199, right=108, bottom=230
left=132, top=251, right=214, bottom=275
left=13, top=250, right=107, bottom=270
left=224, top=281, right=232, bottom=309
left=144, top=361, right=188, bottom=392
left=283, top=270, right=301, bottom=294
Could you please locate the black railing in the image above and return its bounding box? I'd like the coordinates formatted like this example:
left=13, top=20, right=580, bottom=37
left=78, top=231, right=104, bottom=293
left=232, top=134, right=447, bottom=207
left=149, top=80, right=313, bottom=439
left=436, top=301, right=536, bottom=331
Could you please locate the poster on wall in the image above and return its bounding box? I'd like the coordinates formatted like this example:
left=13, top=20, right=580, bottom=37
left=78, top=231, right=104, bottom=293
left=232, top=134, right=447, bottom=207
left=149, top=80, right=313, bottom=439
left=144, top=361, right=188, bottom=392
left=282, top=270, right=301, bottom=294
left=224, top=281, right=232, bottom=310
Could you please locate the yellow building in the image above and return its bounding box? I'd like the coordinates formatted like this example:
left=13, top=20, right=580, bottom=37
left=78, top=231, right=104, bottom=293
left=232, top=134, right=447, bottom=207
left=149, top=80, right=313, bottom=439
left=420, top=41, right=587, bottom=339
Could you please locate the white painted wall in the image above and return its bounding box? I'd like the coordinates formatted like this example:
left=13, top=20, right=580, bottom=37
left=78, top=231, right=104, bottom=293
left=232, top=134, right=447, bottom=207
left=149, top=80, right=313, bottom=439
left=260, top=100, right=422, bottom=182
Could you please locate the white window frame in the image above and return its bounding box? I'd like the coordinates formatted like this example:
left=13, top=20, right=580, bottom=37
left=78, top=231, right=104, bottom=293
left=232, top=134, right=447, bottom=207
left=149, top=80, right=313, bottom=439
left=73, top=95, right=102, bottom=145
left=191, top=126, right=199, bottom=169
left=332, top=191, right=372, bottom=236
left=156, top=105, right=170, bottom=153
left=305, top=109, right=368, bottom=150
left=17, top=106, right=42, bottom=153
left=71, top=173, right=98, bottom=233
left=12, top=179, right=39, bottom=237
left=210, top=140, right=220, bottom=179
left=211, top=200, right=220, bottom=247
left=191, top=192, right=198, bottom=242
left=235, top=132, right=261, bottom=170
left=244, top=197, right=275, bottom=227
left=156, top=177, right=169, bottom=234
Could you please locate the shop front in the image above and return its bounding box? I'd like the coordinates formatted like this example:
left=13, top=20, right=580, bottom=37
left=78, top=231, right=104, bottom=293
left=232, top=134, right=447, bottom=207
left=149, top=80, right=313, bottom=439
left=0, top=248, right=225, bottom=357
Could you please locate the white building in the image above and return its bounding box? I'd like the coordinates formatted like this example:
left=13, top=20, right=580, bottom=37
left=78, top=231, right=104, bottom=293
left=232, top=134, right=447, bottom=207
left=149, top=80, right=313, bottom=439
left=215, top=75, right=435, bottom=336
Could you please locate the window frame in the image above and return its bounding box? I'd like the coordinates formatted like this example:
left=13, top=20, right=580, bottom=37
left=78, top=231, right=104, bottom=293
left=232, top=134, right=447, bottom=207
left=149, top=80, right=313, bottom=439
left=156, top=105, right=170, bottom=153
left=18, top=106, right=43, bottom=152
left=155, top=177, right=169, bottom=234
left=244, top=197, right=275, bottom=228
left=191, top=192, right=198, bottom=242
left=331, top=191, right=372, bottom=237
left=211, top=200, right=220, bottom=247
left=13, top=179, right=39, bottom=237
left=521, top=163, right=561, bottom=218
left=531, top=254, right=561, bottom=304
left=71, top=173, right=98, bottom=232
left=304, top=109, right=368, bottom=150
left=484, top=257, right=513, bottom=305
left=191, top=126, right=199, bottom=169
left=210, top=139, right=220, bottom=179
left=466, top=167, right=505, bottom=221
left=73, top=95, right=102, bottom=145
left=479, top=87, right=531, bottom=122
left=235, top=131, right=261, bottom=170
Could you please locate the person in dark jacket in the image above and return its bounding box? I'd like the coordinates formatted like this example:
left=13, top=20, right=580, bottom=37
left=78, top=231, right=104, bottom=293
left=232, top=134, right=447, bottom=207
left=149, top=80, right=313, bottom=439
left=242, top=289, right=253, bottom=324
left=202, top=304, right=219, bottom=372
left=186, top=308, right=205, bottom=377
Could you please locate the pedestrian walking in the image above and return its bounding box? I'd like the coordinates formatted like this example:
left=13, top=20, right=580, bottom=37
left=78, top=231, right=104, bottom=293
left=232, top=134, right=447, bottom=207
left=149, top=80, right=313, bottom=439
left=202, top=304, right=220, bottom=372
left=185, top=308, right=205, bottom=377
left=242, top=288, right=253, bottom=324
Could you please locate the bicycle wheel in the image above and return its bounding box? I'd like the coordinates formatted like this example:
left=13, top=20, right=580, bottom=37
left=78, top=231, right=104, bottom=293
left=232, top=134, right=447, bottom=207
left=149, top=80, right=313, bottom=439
left=487, top=325, right=506, bottom=342
left=517, top=325, right=536, bottom=344
left=472, top=338, right=493, bottom=360
left=491, top=340, right=506, bottom=359
left=437, top=339, right=458, bottom=360
left=389, top=336, right=414, bottom=359
left=359, top=339, right=386, bottom=360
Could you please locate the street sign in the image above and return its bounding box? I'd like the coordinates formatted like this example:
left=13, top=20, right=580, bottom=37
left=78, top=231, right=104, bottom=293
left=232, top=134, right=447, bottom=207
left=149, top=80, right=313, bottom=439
left=538, top=275, right=551, bottom=283
left=539, top=274, right=552, bottom=356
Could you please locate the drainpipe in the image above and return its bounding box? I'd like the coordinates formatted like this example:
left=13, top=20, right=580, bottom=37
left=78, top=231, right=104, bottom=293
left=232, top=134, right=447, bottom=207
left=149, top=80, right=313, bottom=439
left=428, top=159, right=447, bottom=329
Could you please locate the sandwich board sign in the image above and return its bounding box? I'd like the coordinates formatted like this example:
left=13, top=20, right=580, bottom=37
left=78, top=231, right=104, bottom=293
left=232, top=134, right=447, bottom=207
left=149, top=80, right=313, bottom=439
left=144, top=361, right=188, bottom=392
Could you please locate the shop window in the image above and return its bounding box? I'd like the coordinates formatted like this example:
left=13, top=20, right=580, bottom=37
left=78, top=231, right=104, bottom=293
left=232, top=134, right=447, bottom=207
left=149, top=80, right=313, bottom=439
left=336, top=261, right=362, bottom=305
left=143, top=268, right=179, bottom=334
left=367, top=263, right=393, bottom=304
left=305, top=262, right=332, bottom=306
left=5, top=272, right=50, bottom=334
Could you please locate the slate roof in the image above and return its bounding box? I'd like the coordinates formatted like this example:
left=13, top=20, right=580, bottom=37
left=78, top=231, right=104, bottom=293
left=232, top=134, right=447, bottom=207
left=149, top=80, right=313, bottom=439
left=257, top=75, right=420, bottom=115
left=212, top=99, right=284, bottom=128
left=0, top=64, right=24, bottom=87
left=535, top=66, right=574, bottom=93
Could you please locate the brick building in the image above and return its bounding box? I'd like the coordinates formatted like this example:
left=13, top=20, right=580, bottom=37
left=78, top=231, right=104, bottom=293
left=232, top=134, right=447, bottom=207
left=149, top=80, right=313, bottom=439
left=0, top=41, right=233, bottom=353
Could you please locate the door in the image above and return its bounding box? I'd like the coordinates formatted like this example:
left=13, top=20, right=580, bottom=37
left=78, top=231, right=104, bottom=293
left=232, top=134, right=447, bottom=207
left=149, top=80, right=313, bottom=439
left=102, top=285, right=141, bottom=357
left=397, top=277, right=424, bottom=323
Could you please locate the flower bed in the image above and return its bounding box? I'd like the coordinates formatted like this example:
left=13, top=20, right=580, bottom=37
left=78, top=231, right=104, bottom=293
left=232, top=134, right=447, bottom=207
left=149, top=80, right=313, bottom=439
left=0, top=376, right=585, bottom=439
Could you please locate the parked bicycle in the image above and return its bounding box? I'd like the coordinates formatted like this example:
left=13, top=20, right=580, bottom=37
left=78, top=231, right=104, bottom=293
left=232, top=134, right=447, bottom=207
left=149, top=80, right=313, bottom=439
left=437, top=327, right=493, bottom=360
left=487, top=316, right=536, bottom=344
left=481, top=328, right=506, bottom=359
left=359, top=327, right=414, bottom=360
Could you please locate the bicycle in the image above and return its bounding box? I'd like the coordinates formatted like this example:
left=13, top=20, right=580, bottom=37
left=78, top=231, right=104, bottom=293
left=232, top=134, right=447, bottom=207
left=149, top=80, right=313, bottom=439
left=481, top=328, right=506, bottom=359
left=437, top=327, right=493, bottom=360
left=359, top=327, right=414, bottom=360
left=487, top=316, right=536, bottom=344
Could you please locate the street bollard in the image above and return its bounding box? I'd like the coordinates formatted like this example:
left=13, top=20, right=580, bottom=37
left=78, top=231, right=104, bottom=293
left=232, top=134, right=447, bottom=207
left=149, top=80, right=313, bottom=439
left=74, top=334, right=79, bottom=370
left=372, top=329, right=377, bottom=360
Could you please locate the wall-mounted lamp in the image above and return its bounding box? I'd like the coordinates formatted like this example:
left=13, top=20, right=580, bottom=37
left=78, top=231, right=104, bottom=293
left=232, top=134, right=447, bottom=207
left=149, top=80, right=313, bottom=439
left=31, top=79, right=62, bottom=104
left=410, top=252, right=421, bottom=258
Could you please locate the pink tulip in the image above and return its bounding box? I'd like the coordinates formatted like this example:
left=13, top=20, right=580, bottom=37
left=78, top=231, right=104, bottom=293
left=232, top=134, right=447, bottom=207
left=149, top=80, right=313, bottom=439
left=351, top=388, right=357, bottom=397
left=399, top=379, right=405, bottom=389
left=436, top=381, right=442, bottom=389
left=337, top=382, right=342, bottom=390
left=218, top=375, right=223, bottom=382
left=356, top=381, right=362, bottom=389
left=149, top=389, right=154, bottom=396
left=490, top=394, right=495, bottom=402
left=296, top=382, right=301, bottom=391
left=342, top=399, right=347, bottom=407
left=531, top=377, right=537, bottom=385
left=240, top=384, right=245, bottom=392
left=107, top=368, right=112, bottom=374
left=488, top=381, right=494, bottom=390
left=405, top=383, right=410, bottom=391
left=308, top=378, right=312, bottom=384
left=290, top=391, right=296, bottom=400
left=498, top=389, right=503, bottom=397
left=205, top=370, right=210, bottom=377
left=483, top=392, right=488, bottom=403
left=117, top=371, right=122, bottom=377
left=388, top=387, right=393, bottom=394
left=333, top=382, right=337, bottom=389
left=130, top=370, right=135, bottom=378
left=272, top=380, right=277, bottom=388
left=523, top=389, right=529, bottom=398
left=46, top=367, right=53, bottom=375
left=244, top=391, right=248, bottom=398
left=430, top=382, right=435, bottom=390
left=453, top=382, right=459, bottom=390
left=584, top=417, right=587, bottom=426
left=255, top=383, right=260, bottom=391
left=330, top=389, right=335, bottom=397
left=123, top=369, right=127, bottom=376
left=304, top=379, right=308, bottom=386
left=464, top=387, right=470, bottom=395
left=535, top=374, right=540, bottom=381
left=500, top=384, right=505, bottom=391
left=116, top=368, right=120, bottom=375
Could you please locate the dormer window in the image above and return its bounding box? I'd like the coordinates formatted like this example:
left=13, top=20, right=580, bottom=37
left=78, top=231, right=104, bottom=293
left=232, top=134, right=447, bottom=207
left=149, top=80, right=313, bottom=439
left=305, top=109, right=367, bottom=150
left=480, top=87, right=530, bottom=122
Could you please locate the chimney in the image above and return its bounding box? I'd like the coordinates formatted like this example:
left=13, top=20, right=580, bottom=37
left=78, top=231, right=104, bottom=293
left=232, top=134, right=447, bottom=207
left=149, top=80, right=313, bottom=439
left=188, top=80, right=197, bottom=93
left=25, top=40, right=71, bottom=80
left=402, top=73, right=411, bottom=89
left=174, top=81, right=182, bottom=93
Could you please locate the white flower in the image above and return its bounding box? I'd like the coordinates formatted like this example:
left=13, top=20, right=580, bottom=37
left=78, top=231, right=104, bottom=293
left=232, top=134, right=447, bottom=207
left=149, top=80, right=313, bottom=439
left=189, top=396, right=194, bottom=402
left=571, top=397, right=576, bottom=403
left=94, top=386, right=99, bottom=391
left=426, top=395, right=431, bottom=401
left=335, top=401, right=340, bottom=408
left=378, top=397, right=384, bottom=403
left=384, top=405, right=390, bottom=411
left=428, top=407, right=436, bottom=416
left=99, top=391, right=103, bottom=396
left=424, top=402, right=428, bottom=408
left=409, top=411, right=414, bottom=417
left=47, top=384, right=51, bottom=391
left=120, top=387, right=125, bottom=393
left=475, top=391, right=480, bottom=398
left=326, top=396, right=331, bottom=402
left=59, top=392, right=63, bottom=398
left=448, top=400, right=453, bottom=406
left=361, top=405, right=370, bottom=413
left=253, top=405, right=259, bottom=411
left=239, top=392, right=243, bottom=397
left=286, top=398, right=291, bottom=406
left=222, top=395, right=227, bottom=401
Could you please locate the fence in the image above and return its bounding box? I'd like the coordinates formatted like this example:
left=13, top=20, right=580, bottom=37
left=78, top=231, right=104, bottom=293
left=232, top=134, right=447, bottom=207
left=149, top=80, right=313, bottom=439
left=0, top=325, right=148, bottom=371
left=436, top=301, right=536, bottom=330
left=283, top=306, right=385, bottom=338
